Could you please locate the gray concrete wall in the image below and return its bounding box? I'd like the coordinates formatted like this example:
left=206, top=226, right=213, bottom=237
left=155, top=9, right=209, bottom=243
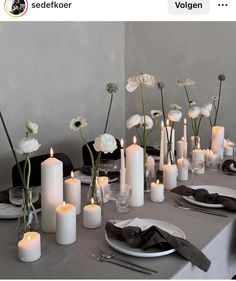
left=0, top=22, right=125, bottom=190
left=125, top=22, right=236, bottom=149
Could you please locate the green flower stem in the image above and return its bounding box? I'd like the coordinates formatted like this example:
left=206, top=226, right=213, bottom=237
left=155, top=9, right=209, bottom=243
left=208, top=116, right=213, bottom=129
left=23, top=156, right=27, bottom=185
left=183, top=85, right=197, bottom=136
left=135, top=126, right=143, bottom=146
left=79, top=129, right=95, bottom=169
left=169, top=122, right=175, bottom=164
left=214, top=80, right=222, bottom=126
left=26, top=154, right=31, bottom=189
left=196, top=115, right=203, bottom=136
left=104, top=93, right=114, bottom=134
left=0, top=112, right=26, bottom=189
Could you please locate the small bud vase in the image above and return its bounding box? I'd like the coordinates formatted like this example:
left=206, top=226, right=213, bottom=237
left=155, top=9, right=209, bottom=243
left=87, top=169, right=103, bottom=208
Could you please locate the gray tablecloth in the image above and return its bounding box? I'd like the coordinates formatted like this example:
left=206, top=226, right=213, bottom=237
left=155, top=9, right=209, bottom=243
left=0, top=170, right=236, bottom=279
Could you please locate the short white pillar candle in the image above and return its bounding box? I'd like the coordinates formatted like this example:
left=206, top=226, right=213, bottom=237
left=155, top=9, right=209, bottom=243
left=177, top=158, right=188, bottom=181
left=151, top=180, right=165, bottom=202
left=192, top=147, right=205, bottom=174
left=211, top=126, right=225, bottom=159
left=83, top=198, right=102, bottom=229
left=64, top=171, right=81, bottom=215
left=56, top=202, right=76, bottom=245
left=18, top=232, right=41, bottom=262
left=224, top=145, right=233, bottom=156
left=163, top=163, right=177, bottom=190
left=98, top=176, right=109, bottom=203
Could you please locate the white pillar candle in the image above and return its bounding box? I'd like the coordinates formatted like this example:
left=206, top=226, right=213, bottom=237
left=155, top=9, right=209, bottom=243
left=159, top=121, right=164, bottom=171
left=147, top=155, right=155, bottom=178
left=83, top=198, right=102, bottom=229
left=163, top=163, right=177, bottom=190
left=64, top=171, right=81, bottom=215
left=98, top=176, right=109, bottom=203
left=224, top=145, right=233, bottom=156
left=183, top=118, right=188, bottom=158
left=164, top=119, right=175, bottom=162
left=177, top=157, right=188, bottom=181
left=176, top=138, right=184, bottom=160
left=41, top=148, right=63, bottom=233
left=204, top=149, right=213, bottom=166
left=192, top=147, right=205, bottom=174
left=120, top=138, right=126, bottom=193
left=211, top=126, right=225, bottom=159
left=126, top=136, right=144, bottom=207
left=151, top=180, right=165, bottom=202
left=18, top=232, right=41, bottom=262
left=56, top=202, right=76, bottom=245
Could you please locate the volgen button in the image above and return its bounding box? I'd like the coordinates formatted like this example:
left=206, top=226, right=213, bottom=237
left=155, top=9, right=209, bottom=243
left=168, top=0, right=209, bottom=14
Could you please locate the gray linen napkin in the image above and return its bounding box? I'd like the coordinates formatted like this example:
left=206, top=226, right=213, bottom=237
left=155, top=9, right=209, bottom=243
left=105, top=221, right=211, bottom=272
left=172, top=185, right=236, bottom=211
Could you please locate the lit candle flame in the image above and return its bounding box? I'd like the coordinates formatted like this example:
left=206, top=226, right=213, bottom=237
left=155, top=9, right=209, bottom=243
left=63, top=201, right=66, bottom=208
left=133, top=136, right=137, bottom=144
left=184, top=118, right=187, bottom=125
left=91, top=198, right=94, bottom=205
left=50, top=147, right=53, bottom=158
left=120, top=138, right=124, bottom=149
left=156, top=179, right=160, bottom=184
left=161, top=120, right=164, bottom=129
left=181, top=137, right=185, bottom=141
left=27, top=235, right=31, bottom=240
left=166, top=119, right=170, bottom=126
left=71, top=171, right=74, bottom=178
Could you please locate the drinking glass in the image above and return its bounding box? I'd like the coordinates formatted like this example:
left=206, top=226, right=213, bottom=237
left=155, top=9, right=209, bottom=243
left=182, top=158, right=204, bottom=185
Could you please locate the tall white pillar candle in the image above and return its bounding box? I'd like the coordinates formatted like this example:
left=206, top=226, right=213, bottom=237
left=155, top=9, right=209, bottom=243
left=177, top=158, right=188, bottom=181
left=98, top=176, right=109, bottom=203
left=183, top=118, right=188, bottom=158
left=163, top=164, right=177, bottom=190
left=126, top=136, right=144, bottom=207
left=211, top=126, right=225, bottom=159
left=159, top=121, right=164, bottom=171
left=192, top=147, right=205, bottom=174
left=41, top=148, right=63, bottom=233
left=83, top=198, right=102, bottom=229
left=176, top=138, right=184, bottom=160
left=120, top=138, right=126, bottom=193
left=151, top=180, right=165, bottom=202
left=18, top=232, right=41, bottom=262
left=64, top=171, right=81, bottom=215
left=56, top=202, right=76, bottom=245
left=147, top=155, right=155, bottom=178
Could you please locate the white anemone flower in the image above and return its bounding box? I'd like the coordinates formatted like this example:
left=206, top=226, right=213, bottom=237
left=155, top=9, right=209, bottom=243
left=210, top=96, right=218, bottom=102
left=126, top=114, right=142, bottom=129
left=200, top=107, right=210, bottom=118
left=188, top=106, right=201, bottom=119
left=151, top=110, right=162, bottom=119
left=25, top=120, right=39, bottom=135
left=189, top=101, right=197, bottom=107
left=140, top=115, right=153, bottom=129
left=204, top=103, right=213, bottom=112
left=126, top=73, right=156, bottom=92
left=93, top=134, right=117, bottom=154
left=177, top=79, right=195, bottom=87
left=170, top=104, right=182, bottom=110
left=69, top=116, right=88, bottom=132
left=168, top=110, right=182, bottom=122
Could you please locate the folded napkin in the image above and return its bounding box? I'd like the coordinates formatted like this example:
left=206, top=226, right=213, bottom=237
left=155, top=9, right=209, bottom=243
left=221, top=159, right=236, bottom=175
left=105, top=220, right=211, bottom=272
left=80, top=166, right=120, bottom=179
left=172, top=185, right=236, bottom=211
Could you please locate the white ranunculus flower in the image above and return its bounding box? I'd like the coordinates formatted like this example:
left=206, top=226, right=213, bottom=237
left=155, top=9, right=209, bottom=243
left=168, top=110, right=182, bottom=122
left=225, top=139, right=235, bottom=147
left=15, top=138, right=41, bottom=155
left=69, top=116, right=88, bottom=132
left=188, top=106, right=201, bottom=119
left=204, top=103, right=213, bottom=112
left=151, top=110, right=162, bottom=119
left=126, top=74, right=156, bottom=92
left=25, top=120, right=39, bottom=135
left=93, top=134, right=117, bottom=154
left=200, top=107, right=210, bottom=118
left=126, top=114, right=142, bottom=129
left=140, top=115, right=153, bottom=129
left=177, top=79, right=195, bottom=87
left=170, top=104, right=182, bottom=110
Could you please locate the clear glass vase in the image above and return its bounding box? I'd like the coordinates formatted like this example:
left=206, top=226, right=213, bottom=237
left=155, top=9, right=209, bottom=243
left=191, top=135, right=201, bottom=151
left=17, top=188, right=38, bottom=242
left=87, top=169, right=103, bottom=208
left=164, top=143, right=175, bottom=165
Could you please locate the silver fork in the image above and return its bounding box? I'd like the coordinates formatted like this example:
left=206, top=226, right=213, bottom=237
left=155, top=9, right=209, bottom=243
left=97, top=247, right=158, bottom=273
left=175, top=201, right=228, bottom=217
left=87, top=253, right=152, bottom=275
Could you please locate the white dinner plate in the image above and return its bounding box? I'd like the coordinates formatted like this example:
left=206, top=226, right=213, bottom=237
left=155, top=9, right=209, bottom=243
left=0, top=203, right=41, bottom=219
left=105, top=218, right=185, bottom=258
left=74, top=170, right=118, bottom=185
left=183, top=185, right=236, bottom=208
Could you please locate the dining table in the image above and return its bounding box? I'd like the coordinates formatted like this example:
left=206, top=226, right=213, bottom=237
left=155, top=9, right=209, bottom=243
left=0, top=168, right=236, bottom=279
